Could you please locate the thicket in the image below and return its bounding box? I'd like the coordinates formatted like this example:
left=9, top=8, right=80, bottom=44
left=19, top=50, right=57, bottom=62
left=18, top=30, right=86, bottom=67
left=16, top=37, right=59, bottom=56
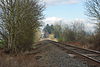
left=85, top=0, right=100, bottom=50
left=53, top=22, right=87, bottom=43
left=0, top=0, right=44, bottom=53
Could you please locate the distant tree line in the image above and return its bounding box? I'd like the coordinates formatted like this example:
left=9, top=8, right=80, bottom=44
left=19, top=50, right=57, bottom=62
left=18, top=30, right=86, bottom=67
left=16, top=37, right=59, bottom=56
left=43, top=20, right=100, bottom=51
left=43, top=21, right=88, bottom=44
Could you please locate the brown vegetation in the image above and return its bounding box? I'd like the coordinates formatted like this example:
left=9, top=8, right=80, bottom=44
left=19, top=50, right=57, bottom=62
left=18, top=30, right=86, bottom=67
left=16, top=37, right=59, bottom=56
left=0, top=54, right=39, bottom=67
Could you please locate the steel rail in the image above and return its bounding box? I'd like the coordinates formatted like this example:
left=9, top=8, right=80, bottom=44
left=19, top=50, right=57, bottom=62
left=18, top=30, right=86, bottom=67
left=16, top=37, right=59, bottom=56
left=49, top=40, right=100, bottom=54
left=47, top=40, right=100, bottom=66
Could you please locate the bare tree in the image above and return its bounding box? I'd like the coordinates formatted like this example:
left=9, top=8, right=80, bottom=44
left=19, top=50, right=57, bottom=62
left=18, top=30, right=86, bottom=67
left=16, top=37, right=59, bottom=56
left=0, top=0, right=45, bottom=53
left=85, top=0, right=100, bottom=32
left=53, top=23, right=63, bottom=41
left=72, top=21, right=86, bottom=41
left=85, top=0, right=100, bottom=50
left=85, top=0, right=100, bottom=20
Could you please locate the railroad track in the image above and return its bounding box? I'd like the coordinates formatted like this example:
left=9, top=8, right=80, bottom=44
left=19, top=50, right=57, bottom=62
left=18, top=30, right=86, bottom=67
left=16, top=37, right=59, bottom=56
left=47, top=40, right=100, bottom=66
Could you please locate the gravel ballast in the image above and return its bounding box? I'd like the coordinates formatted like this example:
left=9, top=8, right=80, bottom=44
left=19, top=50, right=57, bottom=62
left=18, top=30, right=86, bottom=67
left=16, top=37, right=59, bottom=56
left=36, top=43, right=90, bottom=67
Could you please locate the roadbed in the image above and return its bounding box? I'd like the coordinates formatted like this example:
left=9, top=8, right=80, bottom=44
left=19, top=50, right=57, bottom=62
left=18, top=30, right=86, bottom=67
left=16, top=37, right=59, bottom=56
left=0, top=41, right=95, bottom=67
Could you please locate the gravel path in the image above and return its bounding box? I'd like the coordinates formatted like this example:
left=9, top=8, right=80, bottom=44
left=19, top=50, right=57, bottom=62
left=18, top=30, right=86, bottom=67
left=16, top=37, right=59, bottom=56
left=35, top=43, right=91, bottom=67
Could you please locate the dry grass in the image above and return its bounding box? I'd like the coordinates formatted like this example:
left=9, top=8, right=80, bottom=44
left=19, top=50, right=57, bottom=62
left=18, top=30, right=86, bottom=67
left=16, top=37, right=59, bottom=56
left=0, top=41, right=45, bottom=67
left=0, top=51, right=40, bottom=67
